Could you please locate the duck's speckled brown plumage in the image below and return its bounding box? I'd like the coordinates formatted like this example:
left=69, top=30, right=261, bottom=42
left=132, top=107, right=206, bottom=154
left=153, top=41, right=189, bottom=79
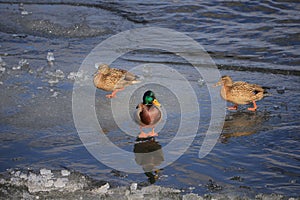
left=215, top=75, right=265, bottom=111
left=93, top=64, right=140, bottom=98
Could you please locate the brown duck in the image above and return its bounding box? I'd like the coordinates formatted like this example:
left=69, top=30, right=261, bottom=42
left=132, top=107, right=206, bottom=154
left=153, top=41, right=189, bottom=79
left=214, top=75, right=266, bottom=111
left=135, top=90, right=162, bottom=138
left=93, top=64, right=140, bottom=98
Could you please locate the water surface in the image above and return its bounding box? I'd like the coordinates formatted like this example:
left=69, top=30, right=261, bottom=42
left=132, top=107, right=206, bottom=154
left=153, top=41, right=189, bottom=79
left=0, top=0, right=299, bottom=197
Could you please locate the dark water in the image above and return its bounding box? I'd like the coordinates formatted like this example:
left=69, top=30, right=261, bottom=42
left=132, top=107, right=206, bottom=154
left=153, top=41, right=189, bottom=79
left=0, top=0, right=299, bottom=198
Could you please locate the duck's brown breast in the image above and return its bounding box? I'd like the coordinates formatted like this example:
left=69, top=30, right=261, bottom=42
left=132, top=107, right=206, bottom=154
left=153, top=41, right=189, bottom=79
left=139, top=105, right=161, bottom=126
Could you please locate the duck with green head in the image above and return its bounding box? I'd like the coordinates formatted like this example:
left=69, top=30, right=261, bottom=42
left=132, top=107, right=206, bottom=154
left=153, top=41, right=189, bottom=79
left=135, top=90, right=162, bottom=138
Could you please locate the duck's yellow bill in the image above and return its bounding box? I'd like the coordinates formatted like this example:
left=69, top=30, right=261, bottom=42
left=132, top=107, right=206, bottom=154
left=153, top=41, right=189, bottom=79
left=153, top=99, right=161, bottom=107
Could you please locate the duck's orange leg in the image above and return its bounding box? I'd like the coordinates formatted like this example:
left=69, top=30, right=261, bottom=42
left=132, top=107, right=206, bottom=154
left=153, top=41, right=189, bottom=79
left=148, top=128, right=158, bottom=137
left=248, top=101, right=257, bottom=111
left=138, top=126, right=148, bottom=138
left=138, top=131, right=149, bottom=138
left=106, top=88, right=125, bottom=98
left=228, top=104, right=238, bottom=110
left=138, top=127, right=158, bottom=138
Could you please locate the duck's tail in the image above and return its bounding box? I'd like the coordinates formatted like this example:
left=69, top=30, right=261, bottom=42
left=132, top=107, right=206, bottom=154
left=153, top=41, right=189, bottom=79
left=262, top=86, right=272, bottom=97
left=131, top=79, right=142, bottom=84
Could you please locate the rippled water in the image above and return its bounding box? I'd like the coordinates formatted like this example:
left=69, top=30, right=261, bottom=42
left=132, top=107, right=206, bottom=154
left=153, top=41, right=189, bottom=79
left=0, top=0, right=299, bottom=198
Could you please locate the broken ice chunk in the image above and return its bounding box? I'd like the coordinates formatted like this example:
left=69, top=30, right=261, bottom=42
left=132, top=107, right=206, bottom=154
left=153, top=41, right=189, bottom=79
left=40, top=169, right=52, bottom=176
left=276, top=86, right=285, bottom=94
left=54, top=178, right=68, bottom=188
left=92, top=183, right=110, bottom=194
left=21, top=10, right=29, bottom=15
left=47, top=52, right=55, bottom=62
left=61, top=170, right=70, bottom=177
left=18, top=59, right=29, bottom=68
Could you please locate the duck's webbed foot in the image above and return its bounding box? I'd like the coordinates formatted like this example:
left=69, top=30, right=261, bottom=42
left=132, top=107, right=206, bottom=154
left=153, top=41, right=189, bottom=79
left=147, top=128, right=158, bottom=137
left=227, top=104, right=238, bottom=110
left=248, top=101, right=257, bottom=111
left=147, top=131, right=158, bottom=137
left=106, top=93, right=115, bottom=98
left=138, top=131, right=150, bottom=138
left=106, top=88, right=125, bottom=98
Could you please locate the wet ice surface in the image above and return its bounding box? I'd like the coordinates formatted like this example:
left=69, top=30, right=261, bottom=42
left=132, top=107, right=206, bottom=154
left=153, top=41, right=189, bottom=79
left=0, top=0, right=300, bottom=199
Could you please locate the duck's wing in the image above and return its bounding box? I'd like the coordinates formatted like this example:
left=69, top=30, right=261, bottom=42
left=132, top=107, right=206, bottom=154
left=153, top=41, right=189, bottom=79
left=114, top=69, right=140, bottom=89
left=99, top=68, right=126, bottom=89
left=134, top=103, right=143, bottom=124
left=108, top=68, right=128, bottom=80
left=248, top=83, right=265, bottom=101
left=149, top=106, right=162, bottom=125
left=250, top=84, right=264, bottom=94
left=124, top=71, right=139, bottom=81
left=230, top=81, right=264, bottom=102
left=230, top=81, right=251, bottom=93
left=231, top=81, right=262, bottom=93
left=135, top=104, right=151, bottom=126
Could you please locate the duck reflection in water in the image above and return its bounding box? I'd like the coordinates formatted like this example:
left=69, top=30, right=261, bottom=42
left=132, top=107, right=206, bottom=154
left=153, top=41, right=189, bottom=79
left=221, top=111, right=270, bottom=143
left=133, top=136, right=164, bottom=184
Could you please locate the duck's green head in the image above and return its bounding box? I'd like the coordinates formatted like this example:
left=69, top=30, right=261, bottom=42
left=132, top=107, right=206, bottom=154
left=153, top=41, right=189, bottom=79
left=143, top=90, right=161, bottom=107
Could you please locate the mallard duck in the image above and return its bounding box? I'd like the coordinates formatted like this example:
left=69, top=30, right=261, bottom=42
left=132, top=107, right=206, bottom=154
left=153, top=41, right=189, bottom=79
left=214, top=75, right=265, bottom=111
left=93, top=64, right=140, bottom=98
left=135, top=90, right=162, bottom=138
